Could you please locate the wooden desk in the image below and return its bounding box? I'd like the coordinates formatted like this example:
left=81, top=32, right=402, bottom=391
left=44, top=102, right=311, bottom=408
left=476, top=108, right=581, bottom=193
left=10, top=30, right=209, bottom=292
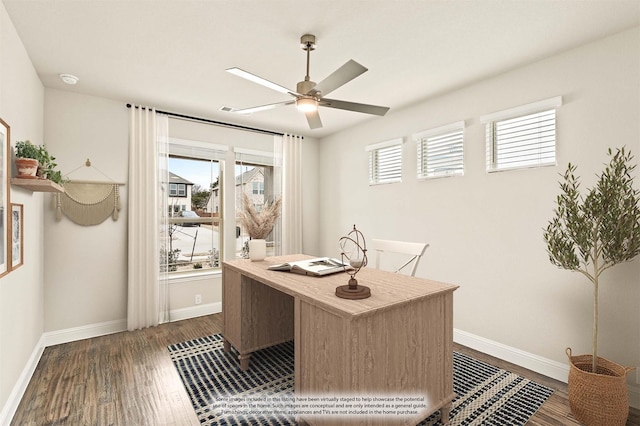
left=222, top=255, right=458, bottom=426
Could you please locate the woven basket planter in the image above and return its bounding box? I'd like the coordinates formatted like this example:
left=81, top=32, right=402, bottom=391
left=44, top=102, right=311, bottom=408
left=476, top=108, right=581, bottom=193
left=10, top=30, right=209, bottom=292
left=566, top=348, right=634, bottom=426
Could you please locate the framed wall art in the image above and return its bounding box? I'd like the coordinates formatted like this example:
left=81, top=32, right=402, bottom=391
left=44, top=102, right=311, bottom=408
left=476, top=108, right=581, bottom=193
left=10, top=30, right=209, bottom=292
left=11, top=203, right=23, bottom=270
left=0, top=118, right=9, bottom=277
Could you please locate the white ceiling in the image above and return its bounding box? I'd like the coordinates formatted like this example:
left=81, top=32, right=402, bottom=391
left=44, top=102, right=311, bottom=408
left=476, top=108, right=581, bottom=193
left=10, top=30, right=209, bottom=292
left=3, top=0, right=640, bottom=138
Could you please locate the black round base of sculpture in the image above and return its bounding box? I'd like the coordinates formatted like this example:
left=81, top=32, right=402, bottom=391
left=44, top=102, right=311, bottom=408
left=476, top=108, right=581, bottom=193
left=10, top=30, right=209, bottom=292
left=335, top=279, right=371, bottom=300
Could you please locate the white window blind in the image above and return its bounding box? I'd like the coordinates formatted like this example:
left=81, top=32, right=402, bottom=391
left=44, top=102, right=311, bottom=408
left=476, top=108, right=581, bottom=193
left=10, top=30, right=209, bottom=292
left=366, top=139, right=403, bottom=185
left=415, top=121, right=465, bottom=179
left=235, top=147, right=274, bottom=166
left=482, top=96, right=561, bottom=172
left=169, top=138, right=228, bottom=161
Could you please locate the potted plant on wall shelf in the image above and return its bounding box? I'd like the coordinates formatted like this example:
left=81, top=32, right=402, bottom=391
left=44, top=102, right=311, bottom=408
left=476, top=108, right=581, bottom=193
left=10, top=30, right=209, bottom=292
left=35, top=145, right=65, bottom=185
left=14, top=140, right=40, bottom=178
left=543, top=147, right=640, bottom=426
left=238, top=192, right=281, bottom=261
left=14, top=140, right=65, bottom=184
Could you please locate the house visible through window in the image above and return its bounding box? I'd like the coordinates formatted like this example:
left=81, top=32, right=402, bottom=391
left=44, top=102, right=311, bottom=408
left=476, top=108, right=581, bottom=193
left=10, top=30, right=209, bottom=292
left=235, top=162, right=275, bottom=258
left=234, top=147, right=279, bottom=259
left=161, top=140, right=225, bottom=274
left=416, top=121, right=465, bottom=179
left=366, top=138, right=403, bottom=185
left=482, top=96, right=562, bottom=172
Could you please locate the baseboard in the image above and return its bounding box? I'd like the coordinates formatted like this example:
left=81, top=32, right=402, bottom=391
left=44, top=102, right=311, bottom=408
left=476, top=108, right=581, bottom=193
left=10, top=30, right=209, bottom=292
left=454, top=328, right=640, bottom=409
left=169, top=302, right=221, bottom=322
left=40, top=304, right=223, bottom=345
left=454, top=328, right=569, bottom=382
left=0, top=335, right=45, bottom=426
left=42, top=319, right=128, bottom=347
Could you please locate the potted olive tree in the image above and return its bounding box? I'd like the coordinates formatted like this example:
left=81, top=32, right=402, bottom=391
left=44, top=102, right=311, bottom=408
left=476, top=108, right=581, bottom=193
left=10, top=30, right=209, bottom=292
left=544, top=147, right=640, bottom=425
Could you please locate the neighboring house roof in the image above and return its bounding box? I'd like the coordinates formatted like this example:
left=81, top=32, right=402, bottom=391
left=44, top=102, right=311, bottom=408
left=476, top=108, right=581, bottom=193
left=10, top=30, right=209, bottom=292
left=235, top=168, right=263, bottom=186
left=169, top=172, right=194, bottom=185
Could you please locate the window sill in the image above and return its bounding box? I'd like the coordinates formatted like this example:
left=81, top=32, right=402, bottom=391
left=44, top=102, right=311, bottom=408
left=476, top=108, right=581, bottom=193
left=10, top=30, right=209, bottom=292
left=168, top=269, right=222, bottom=283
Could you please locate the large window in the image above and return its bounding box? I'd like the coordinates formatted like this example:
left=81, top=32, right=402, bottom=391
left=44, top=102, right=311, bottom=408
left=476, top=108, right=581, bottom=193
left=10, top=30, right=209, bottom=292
left=415, top=122, right=465, bottom=179
left=161, top=140, right=226, bottom=274
left=366, top=138, right=403, bottom=185
left=235, top=148, right=278, bottom=259
left=482, top=96, right=562, bottom=172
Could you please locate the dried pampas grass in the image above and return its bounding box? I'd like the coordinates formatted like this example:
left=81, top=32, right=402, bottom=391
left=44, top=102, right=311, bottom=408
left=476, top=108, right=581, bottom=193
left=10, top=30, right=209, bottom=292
left=239, top=193, right=282, bottom=239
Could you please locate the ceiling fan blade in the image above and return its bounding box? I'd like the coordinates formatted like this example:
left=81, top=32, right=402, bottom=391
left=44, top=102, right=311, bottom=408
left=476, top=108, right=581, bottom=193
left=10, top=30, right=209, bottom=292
left=223, top=100, right=295, bottom=115
left=311, top=60, right=368, bottom=96
left=305, top=109, right=323, bottom=129
left=320, top=98, right=390, bottom=116
left=226, top=67, right=299, bottom=96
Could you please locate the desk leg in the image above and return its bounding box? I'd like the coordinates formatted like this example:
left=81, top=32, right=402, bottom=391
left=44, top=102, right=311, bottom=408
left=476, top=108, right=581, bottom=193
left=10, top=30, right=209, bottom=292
left=238, top=353, right=251, bottom=371
left=222, top=338, right=251, bottom=371
left=441, top=402, right=452, bottom=425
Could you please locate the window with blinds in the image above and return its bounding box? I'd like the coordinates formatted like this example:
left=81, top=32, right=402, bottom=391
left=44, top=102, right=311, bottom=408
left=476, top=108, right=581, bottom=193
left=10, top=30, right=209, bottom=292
left=415, top=122, right=465, bottom=179
left=366, top=139, right=403, bottom=185
left=482, top=96, right=562, bottom=172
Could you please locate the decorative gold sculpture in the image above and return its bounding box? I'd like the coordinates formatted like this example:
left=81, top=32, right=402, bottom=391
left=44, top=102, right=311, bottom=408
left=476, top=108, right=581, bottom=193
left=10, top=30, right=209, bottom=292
left=336, top=224, right=371, bottom=299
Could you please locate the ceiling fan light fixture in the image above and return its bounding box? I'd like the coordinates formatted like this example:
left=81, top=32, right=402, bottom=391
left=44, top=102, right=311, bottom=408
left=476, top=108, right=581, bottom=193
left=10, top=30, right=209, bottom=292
left=296, top=97, right=318, bottom=112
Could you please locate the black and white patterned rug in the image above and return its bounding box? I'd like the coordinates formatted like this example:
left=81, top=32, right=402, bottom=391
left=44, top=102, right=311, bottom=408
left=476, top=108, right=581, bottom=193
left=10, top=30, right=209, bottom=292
left=168, top=334, right=554, bottom=425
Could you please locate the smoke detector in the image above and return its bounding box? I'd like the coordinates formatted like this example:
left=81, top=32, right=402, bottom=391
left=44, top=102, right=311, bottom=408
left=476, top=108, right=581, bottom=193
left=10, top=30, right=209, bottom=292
left=59, top=74, right=79, bottom=85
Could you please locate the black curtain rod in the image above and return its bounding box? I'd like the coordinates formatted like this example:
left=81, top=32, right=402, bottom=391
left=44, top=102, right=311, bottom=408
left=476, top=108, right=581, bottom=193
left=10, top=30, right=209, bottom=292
left=126, top=104, right=288, bottom=137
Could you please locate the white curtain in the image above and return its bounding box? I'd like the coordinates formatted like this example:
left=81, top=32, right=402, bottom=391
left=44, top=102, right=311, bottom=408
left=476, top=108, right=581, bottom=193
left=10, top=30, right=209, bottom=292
left=275, top=133, right=303, bottom=254
left=127, top=106, right=170, bottom=330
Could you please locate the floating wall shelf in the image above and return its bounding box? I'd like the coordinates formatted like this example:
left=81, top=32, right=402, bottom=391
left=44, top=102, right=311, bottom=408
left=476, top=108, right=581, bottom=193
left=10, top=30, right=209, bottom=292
left=11, top=178, right=64, bottom=193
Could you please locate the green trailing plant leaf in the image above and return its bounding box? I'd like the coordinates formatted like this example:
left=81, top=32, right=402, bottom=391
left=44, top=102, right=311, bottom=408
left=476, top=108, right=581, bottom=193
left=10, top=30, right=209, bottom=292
left=15, top=140, right=40, bottom=159
left=14, top=140, right=67, bottom=184
left=543, top=147, right=640, bottom=373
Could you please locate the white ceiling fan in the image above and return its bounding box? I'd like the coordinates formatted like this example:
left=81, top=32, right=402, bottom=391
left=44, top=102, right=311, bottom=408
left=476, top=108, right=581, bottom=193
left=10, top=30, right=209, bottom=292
left=221, top=34, right=390, bottom=130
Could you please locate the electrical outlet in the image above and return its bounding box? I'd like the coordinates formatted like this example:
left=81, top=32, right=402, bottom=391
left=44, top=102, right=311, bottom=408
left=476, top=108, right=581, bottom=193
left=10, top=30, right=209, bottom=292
left=195, top=294, right=202, bottom=305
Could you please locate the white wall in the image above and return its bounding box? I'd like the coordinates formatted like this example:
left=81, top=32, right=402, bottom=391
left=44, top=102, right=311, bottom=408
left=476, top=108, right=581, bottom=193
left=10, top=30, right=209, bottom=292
left=319, top=27, right=640, bottom=382
left=0, top=2, right=45, bottom=421
left=300, top=134, right=320, bottom=256
left=43, top=89, right=129, bottom=331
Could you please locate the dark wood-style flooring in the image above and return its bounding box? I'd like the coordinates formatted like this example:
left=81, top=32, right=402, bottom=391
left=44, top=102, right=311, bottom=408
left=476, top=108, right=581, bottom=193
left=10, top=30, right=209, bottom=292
left=10, top=313, right=640, bottom=425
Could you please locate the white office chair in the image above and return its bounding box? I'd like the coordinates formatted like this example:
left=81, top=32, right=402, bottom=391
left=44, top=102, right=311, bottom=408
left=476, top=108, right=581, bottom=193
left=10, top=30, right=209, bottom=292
left=370, top=239, right=429, bottom=277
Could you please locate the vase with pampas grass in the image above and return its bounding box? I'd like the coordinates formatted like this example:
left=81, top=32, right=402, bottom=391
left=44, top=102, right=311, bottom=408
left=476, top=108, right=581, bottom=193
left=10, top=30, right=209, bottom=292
left=239, top=193, right=281, bottom=261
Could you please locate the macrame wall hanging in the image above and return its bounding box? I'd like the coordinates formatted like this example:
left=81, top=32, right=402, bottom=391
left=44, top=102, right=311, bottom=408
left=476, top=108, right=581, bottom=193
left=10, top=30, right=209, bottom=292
left=54, top=159, right=125, bottom=226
